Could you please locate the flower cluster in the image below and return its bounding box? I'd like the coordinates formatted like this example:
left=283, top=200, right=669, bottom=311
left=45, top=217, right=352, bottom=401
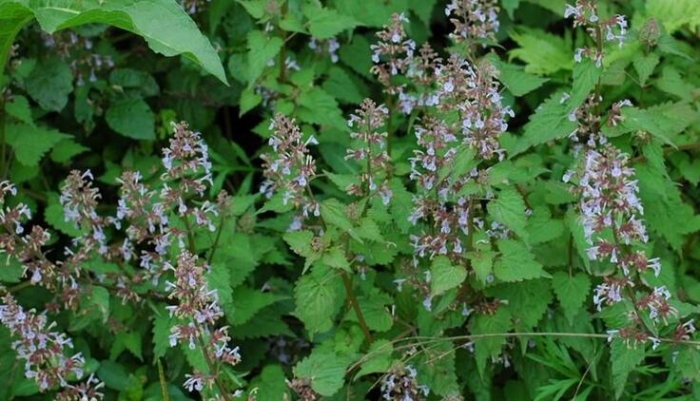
left=380, top=365, right=430, bottom=401
left=445, top=0, right=500, bottom=43
left=42, top=31, right=114, bottom=85
left=309, top=37, right=340, bottom=63
left=345, top=99, right=393, bottom=205
left=260, top=114, right=319, bottom=231
left=370, top=13, right=417, bottom=95
left=0, top=293, right=104, bottom=398
left=165, top=251, right=241, bottom=394
left=565, top=0, right=628, bottom=66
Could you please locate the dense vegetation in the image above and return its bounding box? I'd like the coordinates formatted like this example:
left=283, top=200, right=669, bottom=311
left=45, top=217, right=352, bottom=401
left=0, top=0, right=700, bottom=399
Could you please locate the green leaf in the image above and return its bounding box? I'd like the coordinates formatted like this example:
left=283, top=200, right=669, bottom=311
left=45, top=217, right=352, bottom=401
left=226, top=286, right=284, bottom=325
left=294, top=265, right=344, bottom=334
left=467, top=250, right=495, bottom=285
left=489, top=56, right=548, bottom=96
left=322, top=66, right=366, bottom=104
left=247, top=364, right=290, bottom=400
left=320, top=198, right=355, bottom=233
left=348, top=289, right=393, bottom=332
left=569, top=58, right=601, bottom=108
left=321, top=246, right=351, bottom=271
left=50, top=139, right=89, bottom=163
left=633, top=53, right=659, bottom=87
left=610, top=339, right=645, bottom=398
left=502, top=0, right=521, bottom=18
left=5, top=123, right=69, bottom=166
left=5, top=95, right=33, bottom=124
left=355, top=340, right=393, bottom=378
left=471, top=308, right=512, bottom=377
left=511, top=91, right=577, bottom=156
left=494, top=239, right=549, bottom=282
left=494, top=279, right=552, bottom=330
left=208, top=261, right=233, bottom=307
left=646, top=0, right=700, bottom=33
left=488, top=188, right=529, bottom=241
left=409, top=0, right=437, bottom=26
left=526, top=207, right=565, bottom=244
left=106, top=97, right=155, bottom=140
left=30, top=0, right=227, bottom=83
left=509, top=28, right=573, bottom=75
left=238, top=86, right=262, bottom=115
left=297, top=87, right=346, bottom=130
left=551, top=272, right=591, bottom=324
left=0, top=2, right=33, bottom=76
left=110, top=68, right=159, bottom=97
left=246, top=30, right=283, bottom=84
left=430, top=256, right=467, bottom=297
left=283, top=230, right=322, bottom=272
left=618, top=102, right=697, bottom=146
left=294, top=349, right=352, bottom=397
left=24, top=57, right=73, bottom=112
left=304, top=4, right=358, bottom=39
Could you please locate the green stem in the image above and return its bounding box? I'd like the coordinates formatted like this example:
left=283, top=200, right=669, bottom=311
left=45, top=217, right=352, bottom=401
left=156, top=359, right=171, bottom=401
left=207, top=213, right=227, bottom=265
left=195, top=328, right=233, bottom=401
left=0, top=94, right=5, bottom=179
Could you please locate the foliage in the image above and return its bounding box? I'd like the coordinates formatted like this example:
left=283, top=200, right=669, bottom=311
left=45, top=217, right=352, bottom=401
left=0, top=0, right=699, bottom=400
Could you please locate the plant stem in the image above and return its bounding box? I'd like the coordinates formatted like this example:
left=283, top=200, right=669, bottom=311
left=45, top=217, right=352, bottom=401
left=156, top=359, right=171, bottom=401
left=0, top=94, right=5, bottom=179
left=196, top=328, right=233, bottom=401
left=340, top=270, right=373, bottom=344
left=207, top=213, right=227, bottom=265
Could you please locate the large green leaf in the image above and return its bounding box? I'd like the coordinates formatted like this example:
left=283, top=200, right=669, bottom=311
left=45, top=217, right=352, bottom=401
left=105, top=97, right=156, bottom=140
left=5, top=123, right=69, bottom=166
left=1, top=0, right=226, bottom=83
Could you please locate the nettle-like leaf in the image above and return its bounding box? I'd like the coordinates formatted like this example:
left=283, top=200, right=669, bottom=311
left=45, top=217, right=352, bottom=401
left=511, top=91, right=577, bottom=156
left=225, top=286, right=286, bottom=326
left=610, top=339, right=646, bottom=398
left=488, top=188, right=529, bottom=241
left=471, top=308, right=512, bottom=377
left=494, top=239, right=549, bottom=282
left=493, top=279, right=552, bottom=330
left=551, top=272, right=591, bottom=325
left=106, top=97, right=156, bottom=140
left=508, top=27, right=573, bottom=75
left=5, top=123, right=69, bottom=166
left=24, top=57, right=73, bottom=111
left=355, top=340, right=393, bottom=379
left=430, top=256, right=467, bottom=297
left=303, top=3, right=359, bottom=39
left=246, top=29, right=283, bottom=84
left=646, top=0, right=700, bottom=33
left=294, top=264, right=345, bottom=335
left=294, top=349, right=353, bottom=397
left=488, top=55, right=548, bottom=96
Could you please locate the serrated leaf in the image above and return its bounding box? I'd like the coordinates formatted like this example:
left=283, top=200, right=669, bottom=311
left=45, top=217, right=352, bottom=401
left=610, top=339, right=645, bottom=398
left=569, top=58, right=601, bottom=108
left=304, top=5, right=358, bottom=39
left=355, top=340, right=393, bottom=379
left=50, top=139, right=89, bottom=163
left=0, top=3, right=33, bottom=75
left=5, top=95, right=33, bottom=124
left=619, top=102, right=696, bottom=146
left=323, top=66, right=366, bottom=104
left=226, top=286, right=284, bottom=325
left=527, top=207, right=565, bottom=244
left=467, top=250, right=495, bottom=285
left=110, top=68, right=159, bottom=97
left=25, top=57, right=73, bottom=112
left=246, top=30, right=283, bottom=84
left=471, top=308, right=512, bottom=377
left=294, top=349, right=352, bottom=397
left=294, top=265, right=343, bottom=334
left=247, top=364, right=290, bottom=400
left=633, top=53, right=659, bottom=87
left=495, top=279, right=551, bottom=330
left=106, top=97, right=156, bottom=140
left=488, top=55, right=548, bottom=96
left=5, top=123, right=69, bottom=166
left=208, top=261, right=233, bottom=307
left=238, top=86, right=262, bottom=115
left=321, top=246, right=350, bottom=271
left=347, top=289, right=393, bottom=332
left=511, top=91, right=577, bottom=156
left=297, top=87, right=346, bottom=130
left=494, top=239, right=549, bottom=282
left=488, top=188, right=529, bottom=241
left=320, top=198, right=354, bottom=232
left=509, top=28, right=573, bottom=75
left=551, top=272, right=591, bottom=324
left=646, top=0, right=700, bottom=33
left=430, top=256, right=467, bottom=297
